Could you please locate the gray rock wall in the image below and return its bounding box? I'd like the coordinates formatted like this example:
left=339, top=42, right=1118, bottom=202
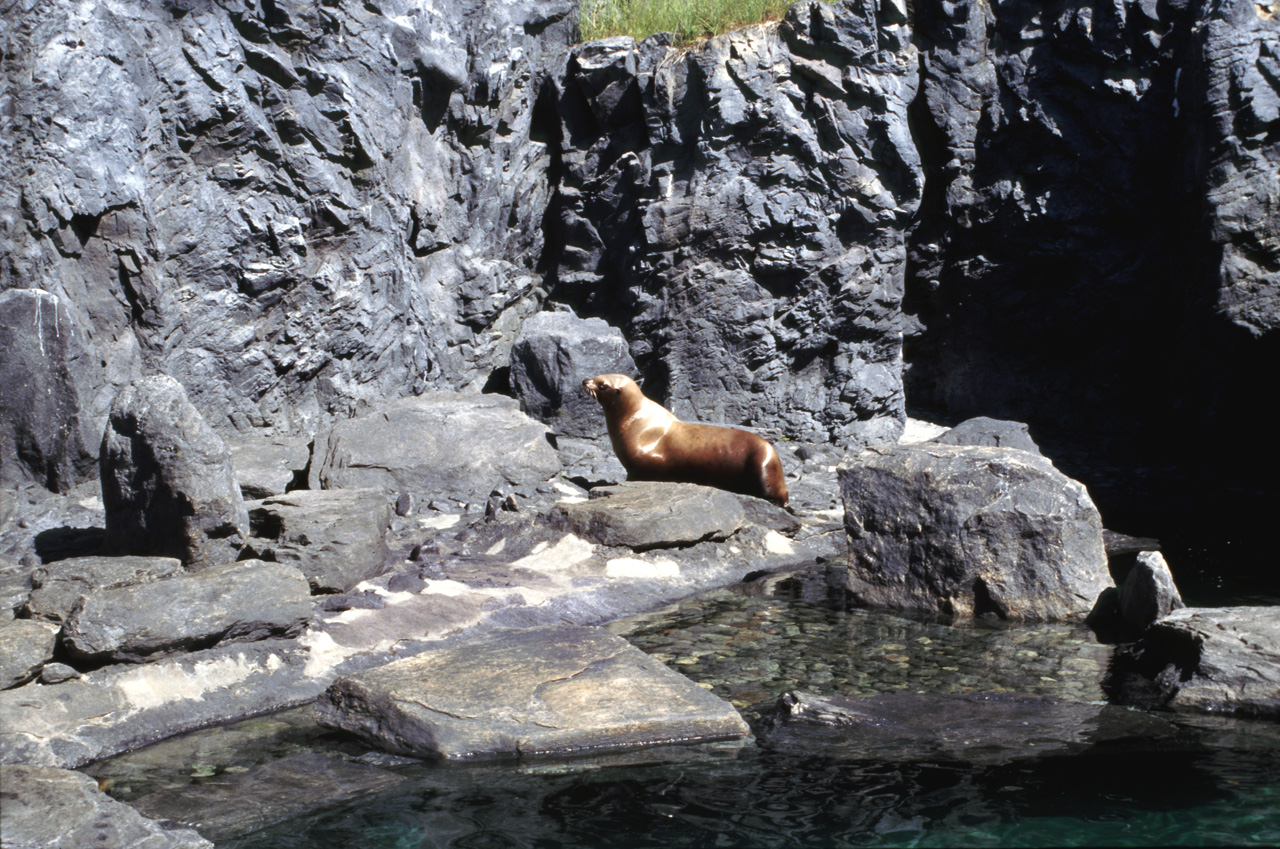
left=551, top=0, right=922, bottom=444
left=2, top=0, right=1277, bottom=500
left=0, top=0, right=576, bottom=436
left=905, top=0, right=1279, bottom=485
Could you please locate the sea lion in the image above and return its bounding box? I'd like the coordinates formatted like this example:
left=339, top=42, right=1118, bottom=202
left=582, top=374, right=789, bottom=508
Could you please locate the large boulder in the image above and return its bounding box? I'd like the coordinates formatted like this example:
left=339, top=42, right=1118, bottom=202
left=0, top=289, right=97, bottom=492
left=1106, top=606, right=1280, bottom=719
left=314, top=624, right=751, bottom=759
left=61, top=560, right=312, bottom=664
left=837, top=443, right=1112, bottom=621
left=309, top=393, right=560, bottom=506
left=509, top=310, right=636, bottom=437
left=100, top=376, right=249, bottom=570
left=553, top=1, right=922, bottom=445
left=247, top=489, right=392, bottom=592
left=929, top=416, right=1041, bottom=455
left=0, top=764, right=212, bottom=848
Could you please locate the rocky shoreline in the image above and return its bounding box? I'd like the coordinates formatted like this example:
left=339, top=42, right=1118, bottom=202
left=3, top=349, right=1277, bottom=843
left=3, top=0, right=1280, bottom=844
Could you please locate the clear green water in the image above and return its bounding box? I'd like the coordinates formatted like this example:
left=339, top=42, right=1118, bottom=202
left=88, top=572, right=1280, bottom=848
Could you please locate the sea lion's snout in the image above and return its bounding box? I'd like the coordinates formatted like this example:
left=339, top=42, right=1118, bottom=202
left=582, top=378, right=599, bottom=400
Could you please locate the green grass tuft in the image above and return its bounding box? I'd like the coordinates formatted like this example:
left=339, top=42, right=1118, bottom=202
left=579, top=0, right=820, bottom=46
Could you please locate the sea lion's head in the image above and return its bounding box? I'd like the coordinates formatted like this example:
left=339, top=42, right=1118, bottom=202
left=582, top=374, right=640, bottom=412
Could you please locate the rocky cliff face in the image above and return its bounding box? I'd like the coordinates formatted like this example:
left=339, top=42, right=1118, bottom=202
left=1, top=0, right=575, bottom=452
left=2, top=0, right=1278, bottom=499
left=905, top=0, right=1280, bottom=490
left=550, top=0, right=921, bottom=444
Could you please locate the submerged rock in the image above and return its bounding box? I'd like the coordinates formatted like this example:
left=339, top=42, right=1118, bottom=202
left=1107, top=606, right=1280, bottom=719
left=100, top=376, right=249, bottom=570
left=554, top=482, right=747, bottom=550
left=0, top=763, right=212, bottom=848
left=129, top=752, right=404, bottom=842
left=314, top=624, right=751, bottom=760
left=837, top=443, right=1112, bottom=621
left=61, top=560, right=312, bottom=664
left=247, top=489, right=391, bottom=593
left=0, top=619, right=58, bottom=689
left=764, top=690, right=1177, bottom=765
left=309, top=393, right=560, bottom=506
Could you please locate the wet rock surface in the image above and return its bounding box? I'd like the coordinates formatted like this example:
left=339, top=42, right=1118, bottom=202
left=1107, top=606, right=1280, bottom=719
left=314, top=624, right=751, bottom=760
left=100, top=376, right=249, bottom=570
left=838, top=443, right=1113, bottom=621
left=0, top=638, right=319, bottom=769
left=0, top=763, right=212, bottom=849
left=0, top=410, right=844, bottom=769
left=129, top=752, right=404, bottom=842
left=247, top=489, right=392, bottom=593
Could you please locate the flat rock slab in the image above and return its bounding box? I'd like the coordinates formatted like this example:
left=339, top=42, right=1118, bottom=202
left=62, top=560, right=312, bottom=664
left=247, top=488, right=392, bottom=592
left=0, top=639, right=320, bottom=769
left=23, top=555, right=184, bottom=622
left=1107, top=606, right=1280, bottom=719
left=129, top=752, right=404, bottom=842
left=0, top=764, right=211, bottom=849
left=315, top=624, right=750, bottom=760
left=0, top=619, right=58, bottom=689
left=554, top=482, right=747, bottom=550
left=764, top=691, right=1177, bottom=766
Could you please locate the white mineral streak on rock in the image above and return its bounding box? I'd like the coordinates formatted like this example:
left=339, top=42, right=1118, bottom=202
left=115, top=652, right=267, bottom=710
left=418, top=514, right=462, bottom=530
left=511, top=534, right=594, bottom=572
left=763, top=530, right=795, bottom=556
left=604, top=557, right=680, bottom=579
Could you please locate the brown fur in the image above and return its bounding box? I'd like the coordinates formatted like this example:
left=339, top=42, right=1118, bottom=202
left=582, top=374, right=789, bottom=508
